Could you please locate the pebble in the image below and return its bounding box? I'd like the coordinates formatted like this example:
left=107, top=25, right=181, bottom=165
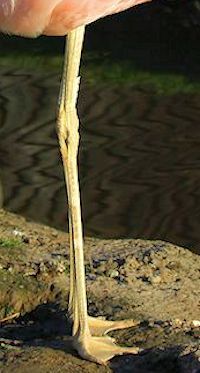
left=191, top=320, right=200, bottom=328
left=57, top=262, right=66, bottom=273
left=116, top=257, right=126, bottom=267
left=13, top=228, right=23, bottom=237
left=24, top=270, right=36, bottom=277
left=118, top=275, right=125, bottom=282
left=109, top=270, right=119, bottom=278
left=22, top=236, right=29, bottom=244
left=51, top=232, right=58, bottom=237
left=39, top=263, right=46, bottom=272
left=92, top=259, right=100, bottom=268
left=173, top=318, right=184, bottom=328
left=87, top=274, right=96, bottom=281
left=151, top=275, right=162, bottom=284
left=154, top=320, right=165, bottom=326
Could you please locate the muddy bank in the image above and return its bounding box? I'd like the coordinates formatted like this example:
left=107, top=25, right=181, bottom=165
left=0, top=209, right=199, bottom=372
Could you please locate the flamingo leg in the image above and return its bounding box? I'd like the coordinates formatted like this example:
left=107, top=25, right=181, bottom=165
left=57, top=26, right=141, bottom=364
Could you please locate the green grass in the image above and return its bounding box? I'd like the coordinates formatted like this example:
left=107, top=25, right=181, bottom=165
left=0, top=238, right=22, bottom=249
left=0, top=54, right=63, bottom=71
left=0, top=53, right=199, bottom=95
left=84, top=61, right=200, bottom=95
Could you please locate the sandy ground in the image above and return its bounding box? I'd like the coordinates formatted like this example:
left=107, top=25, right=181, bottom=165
left=0, top=209, right=199, bottom=372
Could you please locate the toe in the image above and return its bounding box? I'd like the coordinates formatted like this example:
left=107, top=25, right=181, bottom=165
left=73, top=335, right=140, bottom=365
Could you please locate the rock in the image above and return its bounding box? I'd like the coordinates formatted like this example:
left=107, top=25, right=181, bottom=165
left=87, top=274, right=96, bottom=281
left=116, top=257, right=126, bottom=267
left=191, top=320, right=200, bottom=328
left=56, top=262, right=66, bottom=273
left=108, top=270, right=119, bottom=278
left=12, top=229, right=23, bottom=237
left=118, top=275, right=125, bottom=282
left=151, top=275, right=162, bottom=285
left=22, top=236, right=29, bottom=244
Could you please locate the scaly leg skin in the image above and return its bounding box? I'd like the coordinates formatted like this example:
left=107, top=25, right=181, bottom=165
left=57, top=26, right=141, bottom=365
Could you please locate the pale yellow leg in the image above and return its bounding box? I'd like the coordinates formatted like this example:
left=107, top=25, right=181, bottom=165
left=57, top=26, right=141, bottom=365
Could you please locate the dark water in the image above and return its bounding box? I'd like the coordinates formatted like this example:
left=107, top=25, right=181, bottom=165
left=0, top=1, right=200, bottom=253
left=0, top=68, right=200, bottom=254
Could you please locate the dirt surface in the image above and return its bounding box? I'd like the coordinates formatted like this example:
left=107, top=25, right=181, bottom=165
left=0, top=209, right=199, bottom=372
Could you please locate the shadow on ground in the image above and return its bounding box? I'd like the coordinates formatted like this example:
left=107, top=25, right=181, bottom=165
left=0, top=303, right=199, bottom=373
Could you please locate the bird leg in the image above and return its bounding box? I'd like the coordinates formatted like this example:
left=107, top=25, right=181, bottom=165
left=57, top=25, right=140, bottom=365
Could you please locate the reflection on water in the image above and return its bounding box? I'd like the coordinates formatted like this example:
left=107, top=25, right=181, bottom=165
left=0, top=69, right=200, bottom=254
